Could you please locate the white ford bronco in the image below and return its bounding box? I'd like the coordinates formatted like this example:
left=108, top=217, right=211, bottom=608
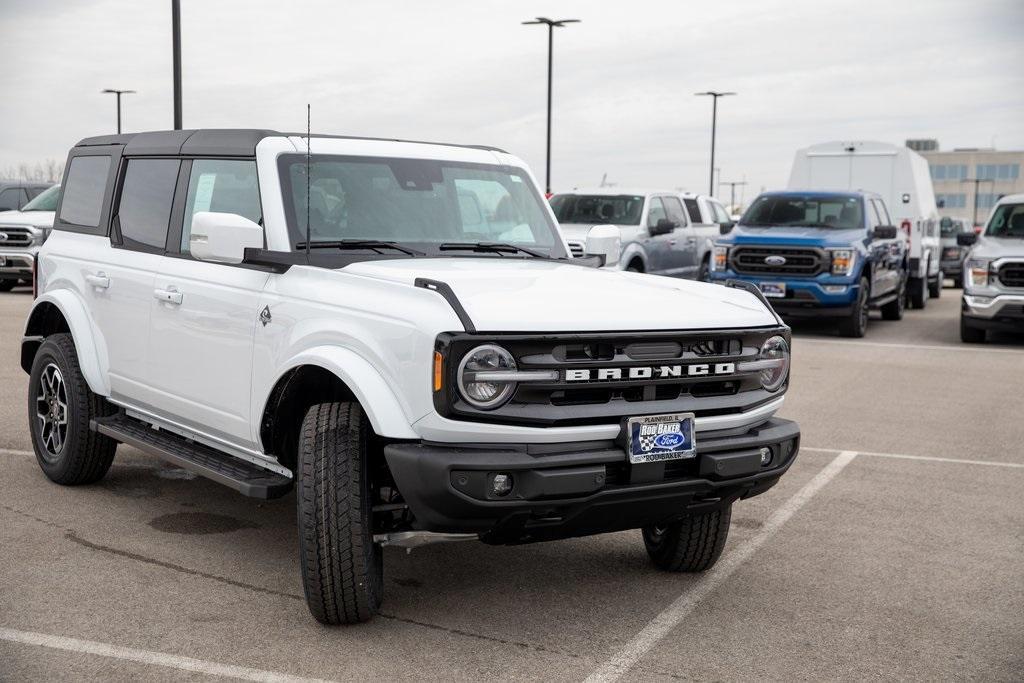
left=22, top=129, right=800, bottom=624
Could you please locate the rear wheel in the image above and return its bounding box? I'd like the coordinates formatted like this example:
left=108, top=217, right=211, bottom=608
left=838, top=277, right=870, bottom=337
left=908, top=276, right=927, bottom=309
left=881, top=277, right=906, bottom=321
left=928, top=271, right=942, bottom=299
left=960, top=316, right=986, bottom=343
left=28, top=334, right=117, bottom=484
left=297, top=401, right=383, bottom=624
left=643, top=504, right=732, bottom=572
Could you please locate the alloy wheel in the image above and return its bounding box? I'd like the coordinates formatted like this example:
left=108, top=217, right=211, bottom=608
left=35, top=363, right=69, bottom=460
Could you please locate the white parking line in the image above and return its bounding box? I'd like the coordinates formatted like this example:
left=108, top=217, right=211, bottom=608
left=0, top=448, right=33, bottom=457
left=802, top=446, right=1024, bottom=469
left=583, top=450, right=858, bottom=683
left=0, top=626, right=335, bottom=682
left=796, top=337, right=1024, bottom=355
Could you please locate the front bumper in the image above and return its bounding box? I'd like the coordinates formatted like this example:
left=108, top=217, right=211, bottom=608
left=385, top=417, right=800, bottom=544
left=709, top=271, right=858, bottom=317
left=962, top=293, right=1024, bottom=331
left=0, top=250, right=35, bottom=280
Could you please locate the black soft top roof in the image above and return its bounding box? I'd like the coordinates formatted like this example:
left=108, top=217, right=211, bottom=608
left=74, top=129, right=506, bottom=157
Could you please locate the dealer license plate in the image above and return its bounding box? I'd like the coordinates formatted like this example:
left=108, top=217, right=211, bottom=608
left=760, top=281, right=786, bottom=298
left=626, top=413, right=696, bottom=464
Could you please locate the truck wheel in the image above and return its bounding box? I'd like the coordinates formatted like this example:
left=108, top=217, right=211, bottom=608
left=28, top=333, right=117, bottom=485
left=960, top=316, right=986, bottom=344
left=881, top=277, right=906, bottom=321
left=908, top=276, right=927, bottom=309
left=0, top=280, right=16, bottom=292
left=928, top=272, right=942, bottom=299
left=643, top=504, right=731, bottom=572
left=697, top=257, right=710, bottom=282
left=838, top=277, right=870, bottom=338
left=297, top=401, right=383, bottom=624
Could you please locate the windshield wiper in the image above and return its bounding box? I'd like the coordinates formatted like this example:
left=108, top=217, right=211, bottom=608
left=293, top=239, right=424, bottom=256
left=438, top=242, right=546, bottom=258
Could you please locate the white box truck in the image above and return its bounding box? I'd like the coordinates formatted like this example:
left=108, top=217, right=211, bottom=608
left=788, top=140, right=942, bottom=308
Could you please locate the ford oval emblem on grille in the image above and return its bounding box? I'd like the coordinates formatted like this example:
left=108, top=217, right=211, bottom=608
left=764, top=255, right=787, bottom=266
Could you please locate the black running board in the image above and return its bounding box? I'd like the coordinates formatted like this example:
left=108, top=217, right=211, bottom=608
left=91, top=413, right=293, bottom=499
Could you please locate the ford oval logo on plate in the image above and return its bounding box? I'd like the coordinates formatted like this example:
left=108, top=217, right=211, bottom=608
left=654, top=432, right=685, bottom=449
left=764, top=255, right=787, bottom=266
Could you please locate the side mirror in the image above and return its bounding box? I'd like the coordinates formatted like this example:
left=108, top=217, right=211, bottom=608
left=957, top=232, right=978, bottom=247
left=873, top=225, right=898, bottom=239
left=585, top=224, right=621, bottom=268
left=189, top=211, right=263, bottom=264
left=719, top=221, right=735, bottom=235
left=650, top=218, right=676, bottom=236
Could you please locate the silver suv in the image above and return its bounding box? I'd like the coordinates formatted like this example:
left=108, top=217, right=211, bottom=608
left=958, top=193, right=1024, bottom=343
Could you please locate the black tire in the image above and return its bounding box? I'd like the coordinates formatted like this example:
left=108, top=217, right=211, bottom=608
left=929, top=272, right=942, bottom=299
left=951, top=275, right=962, bottom=289
left=697, top=257, right=710, bottom=282
left=908, top=276, right=927, bottom=309
left=626, top=260, right=644, bottom=273
left=297, top=401, right=383, bottom=625
left=838, top=277, right=870, bottom=337
left=960, top=316, right=986, bottom=343
left=0, top=280, right=16, bottom=292
left=643, top=504, right=732, bottom=572
left=881, top=276, right=906, bottom=321
left=28, top=333, right=117, bottom=485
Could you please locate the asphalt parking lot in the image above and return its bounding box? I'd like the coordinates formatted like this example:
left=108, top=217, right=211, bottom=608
left=1, top=284, right=1022, bottom=682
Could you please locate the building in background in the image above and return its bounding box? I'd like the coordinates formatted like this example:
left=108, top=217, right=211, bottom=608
left=907, top=139, right=1024, bottom=226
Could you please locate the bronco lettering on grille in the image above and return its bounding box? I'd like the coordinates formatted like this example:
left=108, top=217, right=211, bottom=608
left=564, top=363, right=736, bottom=382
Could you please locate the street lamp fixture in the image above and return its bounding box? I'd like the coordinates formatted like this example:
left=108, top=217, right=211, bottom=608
left=522, top=16, right=580, bottom=195
left=101, top=89, right=137, bottom=134
left=695, top=91, right=736, bottom=196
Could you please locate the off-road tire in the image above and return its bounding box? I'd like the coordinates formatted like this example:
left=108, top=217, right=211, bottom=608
left=643, top=504, right=732, bottom=572
left=0, top=280, right=16, bottom=292
left=908, top=276, right=927, bottom=309
left=297, top=401, right=383, bottom=625
left=928, top=272, right=942, bottom=299
left=881, top=277, right=906, bottom=321
left=960, top=316, right=985, bottom=344
left=838, top=277, right=870, bottom=337
left=28, top=333, right=117, bottom=484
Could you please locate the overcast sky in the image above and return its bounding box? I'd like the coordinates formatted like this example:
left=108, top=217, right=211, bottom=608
left=1, top=0, right=1021, bottom=203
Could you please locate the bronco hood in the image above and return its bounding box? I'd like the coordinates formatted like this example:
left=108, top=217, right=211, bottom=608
left=342, top=258, right=777, bottom=332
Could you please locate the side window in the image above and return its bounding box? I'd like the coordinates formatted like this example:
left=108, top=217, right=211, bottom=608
left=59, top=155, right=112, bottom=228
left=646, top=197, right=667, bottom=228
left=116, top=158, right=180, bottom=251
left=662, top=196, right=688, bottom=226
left=0, top=188, right=24, bottom=211
left=682, top=198, right=702, bottom=224
left=181, top=159, right=262, bottom=252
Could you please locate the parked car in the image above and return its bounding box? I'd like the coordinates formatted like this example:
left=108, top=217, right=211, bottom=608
left=550, top=188, right=700, bottom=278
left=957, top=194, right=1024, bottom=342
left=788, top=141, right=941, bottom=308
left=709, top=190, right=907, bottom=337
left=0, top=184, right=61, bottom=291
left=680, top=192, right=735, bottom=281
left=0, top=180, right=52, bottom=212
left=23, top=129, right=800, bottom=625
left=939, top=216, right=973, bottom=288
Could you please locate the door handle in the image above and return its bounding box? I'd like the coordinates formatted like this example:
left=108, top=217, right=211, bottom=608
left=85, top=272, right=110, bottom=289
left=154, top=287, right=183, bottom=305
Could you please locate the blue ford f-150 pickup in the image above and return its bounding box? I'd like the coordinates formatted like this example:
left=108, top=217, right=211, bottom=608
left=709, top=191, right=908, bottom=337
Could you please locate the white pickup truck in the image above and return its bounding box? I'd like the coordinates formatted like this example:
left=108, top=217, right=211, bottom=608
left=23, top=129, right=800, bottom=624
left=0, top=184, right=60, bottom=291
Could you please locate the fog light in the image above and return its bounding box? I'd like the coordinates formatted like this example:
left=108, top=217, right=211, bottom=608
left=824, top=285, right=848, bottom=294
left=491, top=473, right=514, bottom=496
left=759, top=447, right=772, bottom=466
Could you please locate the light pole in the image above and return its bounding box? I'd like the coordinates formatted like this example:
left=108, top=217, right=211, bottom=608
left=961, top=177, right=995, bottom=226
left=101, top=89, right=136, bottom=134
left=522, top=16, right=580, bottom=195
left=720, top=180, right=747, bottom=211
left=172, top=0, right=182, bottom=129
left=695, top=91, right=735, bottom=196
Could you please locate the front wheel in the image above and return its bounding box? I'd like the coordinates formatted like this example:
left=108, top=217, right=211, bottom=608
left=838, top=277, right=870, bottom=337
left=697, top=258, right=710, bottom=282
left=297, top=401, right=383, bottom=625
left=908, top=276, right=927, bottom=309
left=960, top=316, right=986, bottom=343
left=643, top=504, right=732, bottom=572
left=928, top=272, right=943, bottom=299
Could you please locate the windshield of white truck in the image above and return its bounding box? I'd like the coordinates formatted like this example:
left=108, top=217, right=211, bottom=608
left=549, top=194, right=644, bottom=226
left=21, top=184, right=61, bottom=212
left=985, top=203, right=1024, bottom=238
left=741, top=194, right=863, bottom=229
left=279, top=155, right=566, bottom=258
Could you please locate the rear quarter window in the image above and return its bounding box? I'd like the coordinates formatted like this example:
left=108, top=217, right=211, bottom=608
left=59, top=156, right=112, bottom=228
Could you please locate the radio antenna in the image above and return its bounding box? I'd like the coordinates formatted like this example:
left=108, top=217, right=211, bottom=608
left=305, top=103, right=311, bottom=263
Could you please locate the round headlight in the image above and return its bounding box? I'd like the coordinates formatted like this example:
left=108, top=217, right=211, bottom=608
left=457, top=344, right=518, bottom=409
left=758, top=336, right=790, bottom=392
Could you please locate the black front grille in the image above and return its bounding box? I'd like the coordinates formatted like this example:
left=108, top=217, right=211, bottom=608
left=730, top=246, right=826, bottom=277
left=998, top=262, right=1024, bottom=288
left=0, top=226, right=33, bottom=247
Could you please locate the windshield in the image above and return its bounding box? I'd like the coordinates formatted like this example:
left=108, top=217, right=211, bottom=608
left=741, top=194, right=864, bottom=229
left=549, top=194, right=644, bottom=226
left=279, top=155, right=565, bottom=257
left=985, top=202, right=1024, bottom=238
left=21, top=184, right=60, bottom=212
